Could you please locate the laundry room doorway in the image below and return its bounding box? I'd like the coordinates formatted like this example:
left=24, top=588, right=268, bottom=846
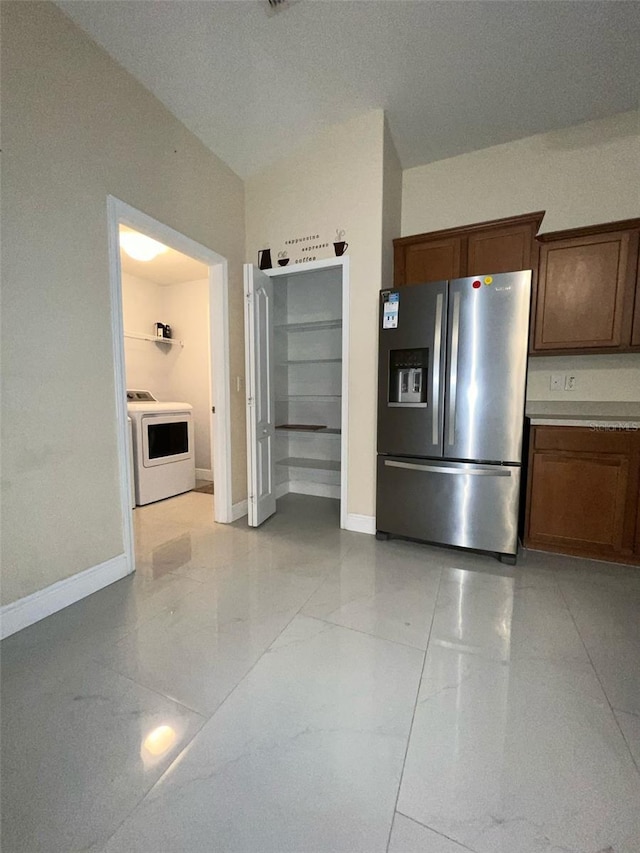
left=107, top=197, right=233, bottom=575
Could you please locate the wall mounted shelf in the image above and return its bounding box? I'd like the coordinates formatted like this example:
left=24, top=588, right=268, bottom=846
left=124, top=331, right=184, bottom=348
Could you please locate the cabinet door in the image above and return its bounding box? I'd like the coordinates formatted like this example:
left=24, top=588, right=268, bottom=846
left=244, top=264, right=276, bottom=527
left=525, top=427, right=640, bottom=563
left=528, top=449, right=629, bottom=558
left=467, top=223, right=535, bottom=277
left=396, top=237, right=462, bottom=287
left=533, top=230, right=637, bottom=351
left=636, top=482, right=640, bottom=555
left=631, top=260, right=640, bottom=347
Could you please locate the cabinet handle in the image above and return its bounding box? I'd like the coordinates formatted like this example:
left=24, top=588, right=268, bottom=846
left=432, top=293, right=443, bottom=446
left=448, top=291, right=460, bottom=446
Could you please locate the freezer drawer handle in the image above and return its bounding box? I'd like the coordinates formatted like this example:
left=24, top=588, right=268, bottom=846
left=432, top=292, right=443, bottom=445
left=448, top=291, right=460, bottom=446
left=384, top=460, right=512, bottom=477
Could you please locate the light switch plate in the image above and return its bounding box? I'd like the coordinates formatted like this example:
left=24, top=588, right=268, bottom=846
left=550, top=373, right=565, bottom=391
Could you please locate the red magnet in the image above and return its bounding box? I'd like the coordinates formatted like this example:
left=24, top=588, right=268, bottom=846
left=472, top=280, right=482, bottom=289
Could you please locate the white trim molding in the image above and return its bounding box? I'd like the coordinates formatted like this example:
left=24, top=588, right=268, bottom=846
left=231, top=499, right=249, bottom=522
left=195, top=468, right=214, bottom=482
left=345, top=513, right=376, bottom=535
left=106, top=195, right=234, bottom=568
left=0, top=554, right=130, bottom=640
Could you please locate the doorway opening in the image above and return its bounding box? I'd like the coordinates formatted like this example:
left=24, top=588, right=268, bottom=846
left=245, top=258, right=349, bottom=531
left=107, top=197, right=233, bottom=576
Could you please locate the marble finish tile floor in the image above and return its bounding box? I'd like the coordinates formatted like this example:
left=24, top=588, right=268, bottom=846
left=1, top=493, right=639, bottom=852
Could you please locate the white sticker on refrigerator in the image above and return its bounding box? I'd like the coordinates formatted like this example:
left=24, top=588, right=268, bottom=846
left=383, top=292, right=399, bottom=329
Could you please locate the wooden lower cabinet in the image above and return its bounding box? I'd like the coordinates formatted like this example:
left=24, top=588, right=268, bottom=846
left=525, top=426, right=640, bottom=564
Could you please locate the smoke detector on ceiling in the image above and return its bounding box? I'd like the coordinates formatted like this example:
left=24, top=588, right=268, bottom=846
left=263, top=0, right=300, bottom=17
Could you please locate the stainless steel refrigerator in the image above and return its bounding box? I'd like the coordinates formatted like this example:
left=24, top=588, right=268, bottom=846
left=376, top=271, right=532, bottom=562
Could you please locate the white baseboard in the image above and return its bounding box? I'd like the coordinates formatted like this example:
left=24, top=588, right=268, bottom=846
left=0, top=553, right=131, bottom=640
left=345, top=513, right=376, bottom=535
left=276, top=482, right=290, bottom=499
left=231, top=499, right=248, bottom=521
left=195, top=468, right=213, bottom=482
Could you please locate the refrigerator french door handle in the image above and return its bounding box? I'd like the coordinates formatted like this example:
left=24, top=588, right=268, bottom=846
left=384, top=460, right=512, bottom=477
left=448, top=291, right=461, bottom=446
left=432, top=293, right=443, bottom=446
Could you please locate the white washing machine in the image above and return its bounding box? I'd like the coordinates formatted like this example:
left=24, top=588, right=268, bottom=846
left=127, top=389, right=196, bottom=506
left=127, top=416, right=135, bottom=509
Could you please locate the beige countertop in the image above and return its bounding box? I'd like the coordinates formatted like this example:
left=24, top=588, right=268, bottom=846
left=525, top=400, right=640, bottom=427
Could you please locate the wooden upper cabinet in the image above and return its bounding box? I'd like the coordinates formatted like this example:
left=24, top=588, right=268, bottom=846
left=397, top=237, right=461, bottom=287
left=632, top=259, right=640, bottom=348
left=393, top=211, right=544, bottom=287
left=467, top=221, right=537, bottom=277
left=533, top=221, right=640, bottom=353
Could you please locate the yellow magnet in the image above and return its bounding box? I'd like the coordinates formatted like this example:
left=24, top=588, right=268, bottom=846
left=484, top=276, right=493, bottom=285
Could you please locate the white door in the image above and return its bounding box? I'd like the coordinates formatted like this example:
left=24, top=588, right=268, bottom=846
left=244, top=264, right=276, bottom=526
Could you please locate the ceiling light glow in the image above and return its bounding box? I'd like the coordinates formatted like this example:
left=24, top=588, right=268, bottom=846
left=120, top=232, right=169, bottom=262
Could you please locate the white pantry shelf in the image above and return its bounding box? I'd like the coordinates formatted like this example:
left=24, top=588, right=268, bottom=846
left=275, top=319, right=342, bottom=333
left=276, top=394, right=341, bottom=402
left=277, top=457, right=341, bottom=472
left=276, top=426, right=341, bottom=436
left=279, top=358, right=342, bottom=365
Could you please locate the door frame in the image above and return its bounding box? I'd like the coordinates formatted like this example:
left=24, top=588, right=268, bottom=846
left=264, top=256, right=350, bottom=529
left=107, top=196, right=233, bottom=574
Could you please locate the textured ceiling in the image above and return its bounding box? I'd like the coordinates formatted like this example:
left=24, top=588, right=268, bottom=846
left=58, top=0, right=640, bottom=178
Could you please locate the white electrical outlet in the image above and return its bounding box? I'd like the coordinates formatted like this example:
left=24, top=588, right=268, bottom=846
left=565, top=375, right=577, bottom=391
left=550, top=373, right=565, bottom=391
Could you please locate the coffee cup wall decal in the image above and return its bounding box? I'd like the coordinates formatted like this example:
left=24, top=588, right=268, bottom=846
left=277, top=250, right=289, bottom=267
left=334, top=229, right=348, bottom=256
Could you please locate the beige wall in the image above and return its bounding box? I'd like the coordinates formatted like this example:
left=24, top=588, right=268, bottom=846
left=1, top=2, right=246, bottom=606
left=402, top=111, right=640, bottom=403
left=382, top=119, right=403, bottom=291
left=246, top=111, right=386, bottom=518
left=402, top=111, right=640, bottom=236
left=526, top=355, right=640, bottom=403
left=122, top=274, right=174, bottom=399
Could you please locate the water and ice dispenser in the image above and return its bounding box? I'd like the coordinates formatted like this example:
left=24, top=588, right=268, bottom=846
left=388, top=348, right=428, bottom=406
